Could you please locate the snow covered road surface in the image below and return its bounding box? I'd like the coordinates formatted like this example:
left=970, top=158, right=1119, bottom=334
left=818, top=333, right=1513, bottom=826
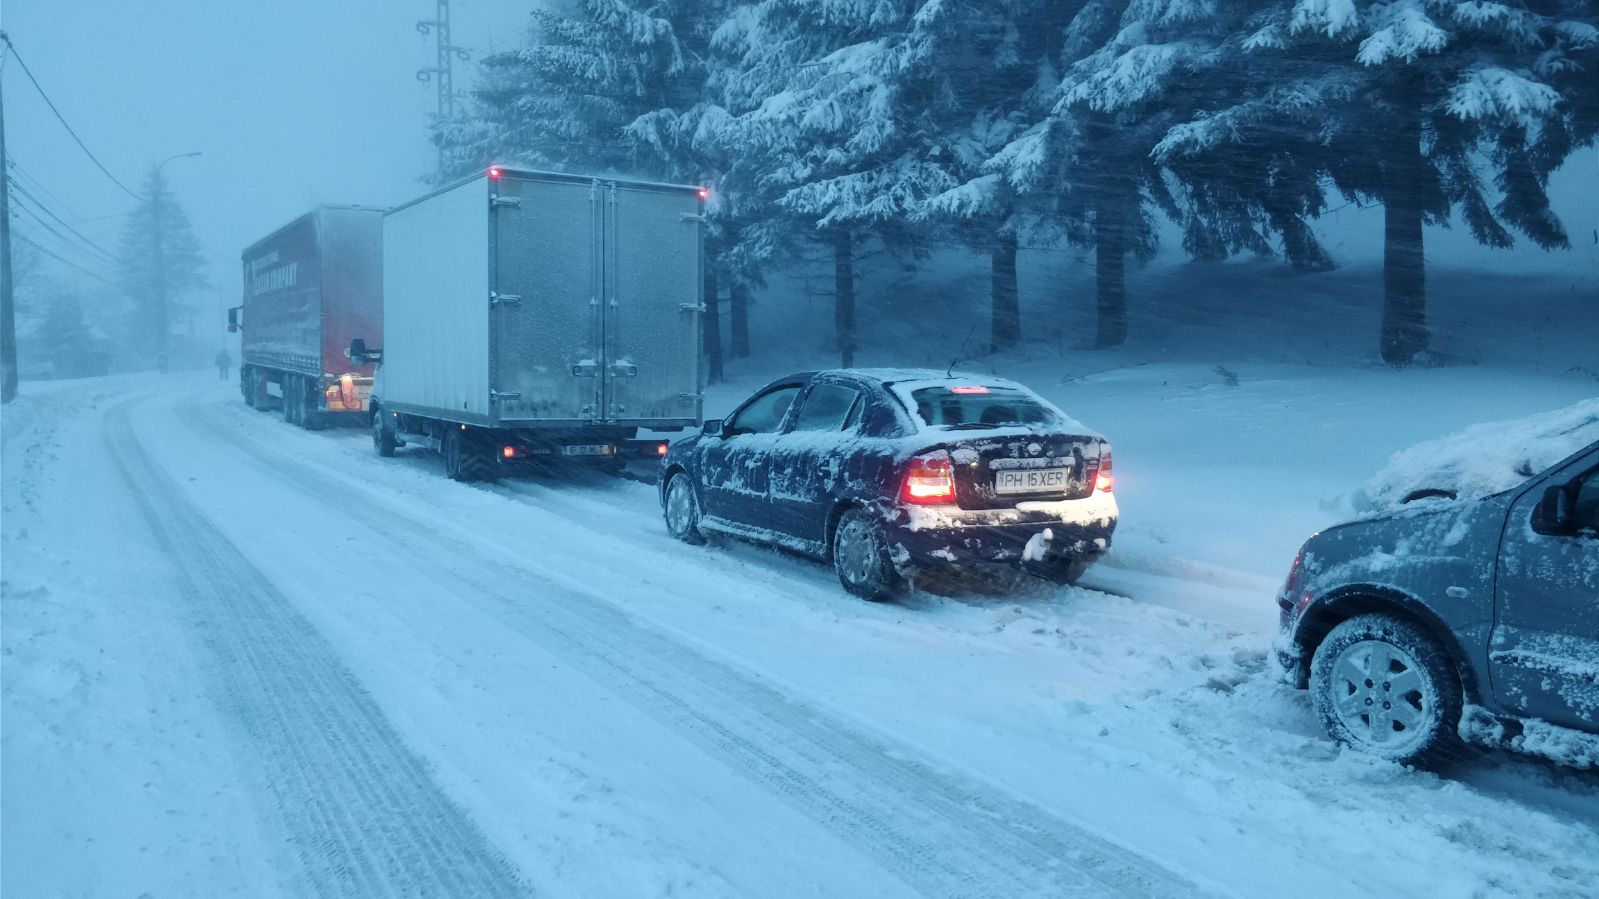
left=6, top=371, right=1599, bottom=898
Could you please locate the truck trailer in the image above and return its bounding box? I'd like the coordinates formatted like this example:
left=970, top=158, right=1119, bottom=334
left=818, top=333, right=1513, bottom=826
left=353, top=167, right=705, bottom=480
left=231, top=206, right=384, bottom=428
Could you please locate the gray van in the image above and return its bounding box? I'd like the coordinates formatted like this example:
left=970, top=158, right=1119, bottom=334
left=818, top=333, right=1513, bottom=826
left=1276, top=439, right=1599, bottom=768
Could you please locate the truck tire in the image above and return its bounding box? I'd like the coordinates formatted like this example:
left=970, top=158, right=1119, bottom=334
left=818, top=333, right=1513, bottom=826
left=241, top=366, right=256, bottom=408
left=281, top=376, right=299, bottom=426
left=443, top=427, right=495, bottom=482
left=832, top=508, right=904, bottom=603
left=372, top=409, right=397, bottom=457
left=1310, top=612, right=1465, bottom=768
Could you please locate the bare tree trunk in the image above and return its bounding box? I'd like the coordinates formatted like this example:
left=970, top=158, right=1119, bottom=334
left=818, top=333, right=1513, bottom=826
left=834, top=229, right=855, bottom=369
left=990, top=230, right=1019, bottom=352
left=729, top=280, right=751, bottom=359
left=1380, top=78, right=1427, bottom=368
left=1093, top=201, right=1127, bottom=349
left=702, top=254, right=723, bottom=384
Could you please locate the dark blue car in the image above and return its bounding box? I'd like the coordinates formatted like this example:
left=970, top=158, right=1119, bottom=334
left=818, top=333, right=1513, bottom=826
left=659, top=369, right=1118, bottom=600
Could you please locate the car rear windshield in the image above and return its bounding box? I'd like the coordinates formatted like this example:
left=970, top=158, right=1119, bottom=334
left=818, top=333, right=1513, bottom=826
left=907, top=386, right=1064, bottom=430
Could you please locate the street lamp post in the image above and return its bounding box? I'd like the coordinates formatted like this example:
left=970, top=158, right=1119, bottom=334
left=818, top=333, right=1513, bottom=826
left=151, top=151, right=200, bottom=371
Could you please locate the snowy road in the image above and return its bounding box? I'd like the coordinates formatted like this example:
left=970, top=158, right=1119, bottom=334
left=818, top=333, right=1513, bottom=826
left=6, top=374, right=1599, bottom=897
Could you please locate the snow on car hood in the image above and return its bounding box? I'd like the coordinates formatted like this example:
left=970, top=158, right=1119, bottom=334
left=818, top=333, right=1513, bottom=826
left=1359, top=398, right=1599, bottom=511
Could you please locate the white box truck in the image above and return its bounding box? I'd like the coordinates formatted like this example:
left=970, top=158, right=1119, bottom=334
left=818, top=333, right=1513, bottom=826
left=352, top=167, right=705, bottom=480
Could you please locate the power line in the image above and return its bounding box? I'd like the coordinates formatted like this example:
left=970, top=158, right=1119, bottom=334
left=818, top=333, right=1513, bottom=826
left=8, top=178, right=122, bottom=266
left=13, top=233, right=120, bottom=289
left=7, top=156, right=126, bottom=239
left=11, top=206, right=122, bottom=276
left=1, top=33, right=141, bottom=200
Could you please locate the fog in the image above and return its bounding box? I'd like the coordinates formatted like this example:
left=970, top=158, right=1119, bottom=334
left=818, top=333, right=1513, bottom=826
left=4, top=0, right=536, bottom=327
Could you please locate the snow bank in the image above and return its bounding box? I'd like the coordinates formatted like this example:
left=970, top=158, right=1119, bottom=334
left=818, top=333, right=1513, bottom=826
left=1359, top=398, right=1599, bottom=510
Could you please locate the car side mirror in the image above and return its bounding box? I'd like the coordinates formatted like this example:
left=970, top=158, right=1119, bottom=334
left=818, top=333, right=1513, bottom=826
left=701, top=419, right=724, bottom=438
left=1533, top=484, right=1574, bottom=536
left=348, top=338, right=380, bottom=366
left=226, top=306, right=241, bottom=334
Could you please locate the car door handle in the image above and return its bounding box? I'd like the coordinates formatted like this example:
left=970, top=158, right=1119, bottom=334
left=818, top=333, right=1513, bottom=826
left=1446, top=586, right=1469, bottom=599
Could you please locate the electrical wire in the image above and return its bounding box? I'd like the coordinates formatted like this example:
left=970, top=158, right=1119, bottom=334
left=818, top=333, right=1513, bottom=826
left=12, top=233, right=121, bottom=289
left=8, top=178, right=123, bottom=267
left=1, top=33, right=141, bottom=200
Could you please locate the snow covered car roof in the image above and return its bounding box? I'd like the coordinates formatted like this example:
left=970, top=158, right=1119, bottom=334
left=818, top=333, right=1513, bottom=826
left=1361, top=398, right=1599, bottom=509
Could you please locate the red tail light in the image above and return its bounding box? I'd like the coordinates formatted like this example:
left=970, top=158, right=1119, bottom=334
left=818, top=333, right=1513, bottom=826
left=502, top=445, right=517, bottom=459
left=656, top=442, right=669, bottom=457
left=901, top=451, right=956, bottom=504
left=1095, top=448, right=1114, bottom=493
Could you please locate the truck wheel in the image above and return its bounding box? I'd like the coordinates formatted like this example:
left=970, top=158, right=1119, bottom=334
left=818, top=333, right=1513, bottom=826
left=832, top=509, right=904, bottom=603
left=281, top=376, right=299, bottom=426
left=372, top=409, right=397, bottom=457
left=443, top=427, right=495, bottom=482
left=241, top=366, right=256, bottom=408
left=663, top=474, right=707, bottom=545
left=1310, top=613, right=1465, bottom=768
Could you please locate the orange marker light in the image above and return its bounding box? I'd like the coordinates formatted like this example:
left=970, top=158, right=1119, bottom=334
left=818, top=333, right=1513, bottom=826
left=502, top=445, right=517, bottom=459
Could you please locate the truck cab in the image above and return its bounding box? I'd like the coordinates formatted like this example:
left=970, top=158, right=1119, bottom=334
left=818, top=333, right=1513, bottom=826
left=1277, top=439, right=1599, bottom=768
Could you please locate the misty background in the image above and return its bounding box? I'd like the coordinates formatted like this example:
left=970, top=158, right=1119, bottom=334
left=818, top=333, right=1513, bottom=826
left=3, top=0, right=1596, bottom=382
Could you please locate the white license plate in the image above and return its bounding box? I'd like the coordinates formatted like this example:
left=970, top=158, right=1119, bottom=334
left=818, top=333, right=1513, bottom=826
left=994, top=467, right=1071, bottom=495
left=560, top=444, right=615, bottom=457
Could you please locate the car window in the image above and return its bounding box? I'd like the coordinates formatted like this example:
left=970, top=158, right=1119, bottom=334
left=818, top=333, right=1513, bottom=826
left=908, top=386, right=1064, bottom=430
left=727, top=385, right=801, bottom=435
left=792, top=384, right=862, bottom=432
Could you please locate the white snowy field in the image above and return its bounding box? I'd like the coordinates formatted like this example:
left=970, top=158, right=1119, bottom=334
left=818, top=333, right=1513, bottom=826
left=4, top=354, right=1597, bottom=898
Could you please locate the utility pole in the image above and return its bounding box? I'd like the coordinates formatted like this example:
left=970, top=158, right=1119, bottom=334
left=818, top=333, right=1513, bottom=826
left=150, top=152, right=201, bottom=371
left=1, top=30, right=16, bottom=403
left=417, top=0, right=469, bottom=179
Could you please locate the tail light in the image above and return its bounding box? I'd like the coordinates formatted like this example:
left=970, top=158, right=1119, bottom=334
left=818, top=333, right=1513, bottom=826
left=502, top=445, right=517, bottom=459
left=1094, top=447, right=1114, bottom=493
left=901, top=451, right=956, bottom=504
left=656, top=442, right=669, bottom=457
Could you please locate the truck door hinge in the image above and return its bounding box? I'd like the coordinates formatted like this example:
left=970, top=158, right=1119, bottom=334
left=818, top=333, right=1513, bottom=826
left=491, top=390, right=522, bottom=401
left=679, top=392, right=703, bottom=401
left=491, top=292, right=523, bottom=307
left=611, top=362, right=638, bottom=378
left=678, top=303, right=708, bottom=314
left=679, top=213, right=706, bottom=223
left=571, top=360, right=600, bottom=377
left=490, top=195, right=522, bottom=208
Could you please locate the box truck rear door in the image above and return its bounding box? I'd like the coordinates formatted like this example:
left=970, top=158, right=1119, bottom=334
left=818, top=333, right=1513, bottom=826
left=602, top=184, right=703, bottom=424
left=491, top=174, right=603, bottom=422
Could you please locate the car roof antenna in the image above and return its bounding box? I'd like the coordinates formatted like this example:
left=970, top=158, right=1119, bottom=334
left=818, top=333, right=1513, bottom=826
left=947, top=324, right=977, bottom=378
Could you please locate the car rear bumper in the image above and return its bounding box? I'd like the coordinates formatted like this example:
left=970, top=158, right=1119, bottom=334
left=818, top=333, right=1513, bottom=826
left=886, top=492, right=1118, bottom=570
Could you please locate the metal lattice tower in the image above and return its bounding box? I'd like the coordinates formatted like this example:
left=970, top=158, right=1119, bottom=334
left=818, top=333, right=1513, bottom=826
left=417, top=0, right=469, bottom=176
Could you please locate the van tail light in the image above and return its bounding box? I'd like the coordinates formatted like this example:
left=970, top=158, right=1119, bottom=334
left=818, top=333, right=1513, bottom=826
left=901, top=451, right=956, bottom=504
left=1095, top=447, right=1114, bottom=493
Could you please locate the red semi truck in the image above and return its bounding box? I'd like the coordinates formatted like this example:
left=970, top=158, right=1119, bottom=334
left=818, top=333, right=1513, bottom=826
left=229, top=206, right=383, bottom=428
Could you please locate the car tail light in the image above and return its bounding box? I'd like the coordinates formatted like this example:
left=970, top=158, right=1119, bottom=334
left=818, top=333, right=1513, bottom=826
left=1094, top=448, right=1114, bottom=493
left=901, top=451, right=956, bottom=504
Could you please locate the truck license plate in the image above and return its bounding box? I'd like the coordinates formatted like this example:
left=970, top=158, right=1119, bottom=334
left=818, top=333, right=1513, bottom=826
left=994, top=467, right=1071, bottom=495
left=561, top=444, right=615, bottom=457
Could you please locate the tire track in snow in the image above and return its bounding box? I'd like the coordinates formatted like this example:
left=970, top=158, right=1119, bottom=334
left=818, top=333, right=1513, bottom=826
left=183, top=400, right=1217, bottom=899
left=105, top=400, right=529, bottom=898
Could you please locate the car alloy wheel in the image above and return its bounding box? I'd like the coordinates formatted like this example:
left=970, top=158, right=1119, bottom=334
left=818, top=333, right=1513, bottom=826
left=664, top=475, right=706, bottom=545
left=1326, top=639, right=1433, bottom=754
